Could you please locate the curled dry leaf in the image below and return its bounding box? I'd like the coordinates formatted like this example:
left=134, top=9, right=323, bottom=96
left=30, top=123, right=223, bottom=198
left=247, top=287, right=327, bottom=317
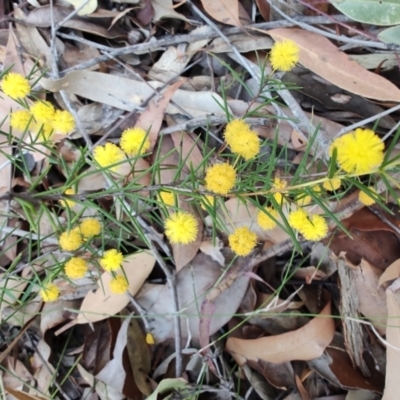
left=267, top=28, right=400, bottom=102
left=225, top=292, right=335, bottom=364
left=378, top=258, right=400, bottom=288
left=75, top=251, right=156, bottom=324
left=136, top=252, right=250, bottom=342
left=41, top=71, right=231, bottom=117
left=200, top=0, right=242, bottom=27
left=382, top=286, right=400, bottom=400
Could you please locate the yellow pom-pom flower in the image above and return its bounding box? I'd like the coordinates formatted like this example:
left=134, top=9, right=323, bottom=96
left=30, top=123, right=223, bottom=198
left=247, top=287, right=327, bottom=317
left=31, top=101, right=55, bottom=123
left=257, top=207, right=278, bottom=230
left=205, top=163, right=236, bottom=195
left=10, top=110, right=32, bottom=131
left=288, top=208, right=309, bottom=231
left=93, top=143, right=125, bottom=171
left=80, top=218, right=102, bottom=238
left=300, top=214, right=328, bottom=241
left=1, top=72, right=30, bottom=99
left=323, top=178, right=342, bottom=191
left=272, top=177, right=288, bottom=204
left=329, top=129, right=384, bottom=175
left=164, top=211, right=198, bottom=244
left=288, top=209, right=328, bottom=241
left=295, top=185, right=321, bottom=206
left=224, top=119, right=260, bottom=160
left=52, top=110, right=75, bottom=134
left=59, top=188, right=76, bottom=208
left=100, top=249, right=124, bottom=271
left=40, top=282, right=60, bottom=302
left=59, top=228, right=83, bottom=252
left=158, top=191, right=175, bottom=207
left=270, top=39, right=300, bottom=72
left=64, top=257, right=88, bottom=279
left=359, top=187, right=377, bottom=206
left=120, top=127, right=151, bottom=156
left=110, top=275, right=129, bottom=294
left=228, top=226, right=257, bottom=256
left=146, top=332, right=155, bottom=345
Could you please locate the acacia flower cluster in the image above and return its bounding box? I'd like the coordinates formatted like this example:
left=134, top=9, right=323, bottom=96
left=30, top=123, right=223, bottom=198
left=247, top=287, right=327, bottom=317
left=257, top=207, right=278, bottom=230
left=330, top=128, right=384, bottom=175
left=229, top=226, right=258, bottom=256
left=164, top=211, right=198, bottom=245
left=9, top=98, right=76, bottom=140
left=270, top=39, right=300, bottom=72
left=1, top=72, right=31, bottom=99
left=288, top=208, right=328, bottom=241
left=93, top=126, right=150, bottom=171
left=224, top=119, right=260, bottom=160
left=359, top=187, right=377, bottom=206
left=205, top=163, right=236, bottom=195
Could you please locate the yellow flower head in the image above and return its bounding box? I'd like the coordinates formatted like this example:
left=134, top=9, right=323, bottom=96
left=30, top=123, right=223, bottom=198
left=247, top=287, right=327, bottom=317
left=272, top=177, right=288, bottom=204
left=59, top=228, right=83, bottom=252
left=100, top=249, right=124, bottom=271
left=270, top=39, right=300, bottom=72
left=300, top=214, right=328, bottom=241
left=158, top=191, right=175, bottom=207
left=1, top=72, right=30, bottom=99
left=359, top=187, right=377, bottom=206
left=93, top=143, right=125, bottom=171
left=120, top=127, right=151, bottom=156
left=205, top=163, right=236, bottom=195
left=289, top=209, right=328, bottom=241
left=40, top=282, right=59, bottom=302
left=257, top=207, right=278, bottom=230
left=31, top=101, right=55, bottom=123
left=59, top=188, right=76, bottom=208
left=323, top=178, right=342, bottom=191
left=329, top=129, right=384, bottom=175
left=164, top=211, right=198, bottom=245
left=80, top=218, right=102, bottom=238
left=224, top=119, right=260, bottom=160
left=201, top=194, right=216, bottom=210
left=65, top=257, right=88, bottom=279
left=146, top=332, right=155, bottom=345
left=288, top=208, right=309, bottom=231
left=52, top=110, right=75, bottom=135
left=228, top=226, right=257, bottom=256
left=110, top=275, right=129, bottom=294
left=10, top=110, right=32, bottom=131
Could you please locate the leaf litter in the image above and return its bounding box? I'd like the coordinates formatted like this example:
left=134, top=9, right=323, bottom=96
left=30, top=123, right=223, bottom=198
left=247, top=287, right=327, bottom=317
left=0, top=0, right=400, bottom=399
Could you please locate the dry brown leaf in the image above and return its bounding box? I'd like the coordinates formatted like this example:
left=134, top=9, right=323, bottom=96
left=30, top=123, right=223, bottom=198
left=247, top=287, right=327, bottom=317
left=41, top=71, right=230, bottom=117
left=378, top=258, right=400, bottom=288
left=6, top=388, right=47, bottom=400
left=151, top=0, right=190, bottom=22
left=136, top=79, right=185, bottom=150
left=267, top=28, right=400, bottom=102
left=347, top=258, right=387, bottom=335
left=75, top=251, right=156, bottom=324
left=136, top=252, right=249, bottom=342
left=200, top=0, right=241, bottom=27
left=170, top=131, right=204, bottom=171
left=225, top=293, right=335, bottom=364
left=382, top=287, right=400, bottom=400
left=95, top=318, right=130, bottom=395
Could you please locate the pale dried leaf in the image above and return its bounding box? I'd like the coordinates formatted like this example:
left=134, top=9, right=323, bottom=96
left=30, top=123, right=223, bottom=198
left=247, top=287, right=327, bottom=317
left=151, top=0, right=190, bottom=22
left=378, top=258, right=400, bottom=288
left=382, top=287, right=400, bottom=400
left=64, top=0, right=98, bottom=15
left=41, top=71, right=231, bottom=117
left=225, top=295, right=335, bottom=364
left=96, top=317, right=130, bottom=393
left=200, top=0, right=241, bottom=27
left=76, top=251, right=156, bottom=324
left=267, top=28, right=400, bottom=102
